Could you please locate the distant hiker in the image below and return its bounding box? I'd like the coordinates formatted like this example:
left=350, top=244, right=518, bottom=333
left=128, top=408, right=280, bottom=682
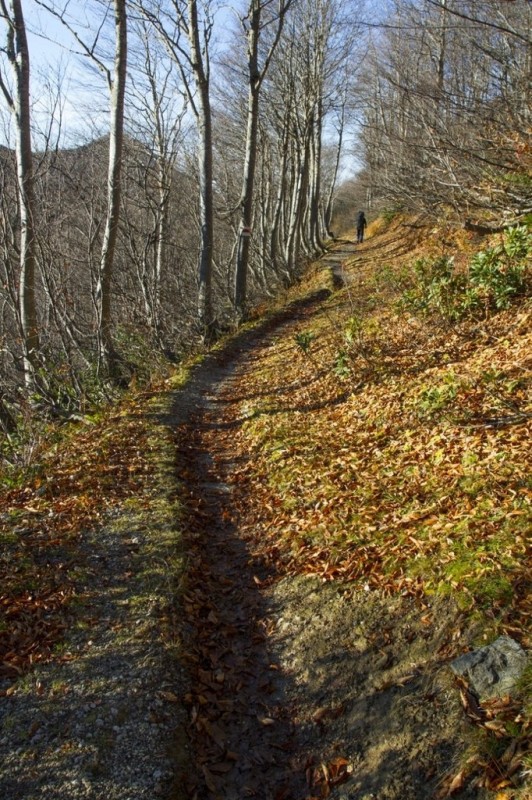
left=356, top=211, right=367, bottom=243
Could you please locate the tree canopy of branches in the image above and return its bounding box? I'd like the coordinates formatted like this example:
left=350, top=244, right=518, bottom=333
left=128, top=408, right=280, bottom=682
left=359, top=0, right=531, bottom=224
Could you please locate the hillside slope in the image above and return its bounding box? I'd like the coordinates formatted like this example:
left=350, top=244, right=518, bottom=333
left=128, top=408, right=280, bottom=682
left=173, top=217, right=530, bottom=799
left=0, top=216, right=530, bottom=800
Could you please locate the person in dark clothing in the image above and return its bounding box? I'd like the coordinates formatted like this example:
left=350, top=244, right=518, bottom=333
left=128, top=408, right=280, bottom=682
left=356, top=210, right=367, bottom=243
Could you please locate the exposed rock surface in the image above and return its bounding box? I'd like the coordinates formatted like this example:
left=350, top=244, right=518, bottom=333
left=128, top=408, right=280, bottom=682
left=451, top=636, right=528, bottom=699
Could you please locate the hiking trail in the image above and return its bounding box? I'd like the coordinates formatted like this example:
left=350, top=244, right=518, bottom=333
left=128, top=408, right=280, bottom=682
left=169, top=236, right=469, bottom=800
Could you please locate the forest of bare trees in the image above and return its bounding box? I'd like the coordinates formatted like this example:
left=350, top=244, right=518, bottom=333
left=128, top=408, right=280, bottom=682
left=0, top=0, right=530, bottom=442
left=360, top=0, right=531, bottom=222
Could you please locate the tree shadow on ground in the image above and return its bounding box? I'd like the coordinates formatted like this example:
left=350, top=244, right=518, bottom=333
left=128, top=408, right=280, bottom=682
left=159, top=367, right=311, bottom=799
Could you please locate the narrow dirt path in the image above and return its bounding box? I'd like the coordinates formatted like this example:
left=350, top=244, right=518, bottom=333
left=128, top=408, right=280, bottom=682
left=169, top=296, right=333, bottom=799
left=167, top=245, right=470, bottom=800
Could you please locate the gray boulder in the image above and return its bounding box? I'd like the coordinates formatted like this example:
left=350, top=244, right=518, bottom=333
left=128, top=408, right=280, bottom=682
left=451, top=635, right=528, bottom=699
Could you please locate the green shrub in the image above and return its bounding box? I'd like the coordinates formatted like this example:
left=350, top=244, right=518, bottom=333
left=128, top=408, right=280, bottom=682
left=294, top=330, right=315, bottom=354
left=401, top=255, right=467, bottom=320
left=401, top=225, right=530, bottom=321
left=333, top=349, right=351, bottom=378
left=113, top=325, right=170, bottom=385
left=417, top=372, right=460, bottom=417
left=468, top=226, right=528, bottom=311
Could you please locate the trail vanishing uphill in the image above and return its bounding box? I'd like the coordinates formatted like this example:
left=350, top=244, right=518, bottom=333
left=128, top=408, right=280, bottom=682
left=170, top=295, right=467, bottom=800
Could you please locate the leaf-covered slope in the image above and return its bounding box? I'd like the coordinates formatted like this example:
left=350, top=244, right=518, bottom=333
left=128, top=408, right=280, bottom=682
left=0, top=385, right=177, bottom=683
left=226, top=218, right=531, bottom=642
left=171, top=215, right=530, bottom=799
left=0, top=214, right=529, bottom=799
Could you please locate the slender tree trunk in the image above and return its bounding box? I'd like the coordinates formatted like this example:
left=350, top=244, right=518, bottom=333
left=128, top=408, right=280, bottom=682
left=151, top=83, right=172, bottom=345
left=188, top=0, right=214, bottom=339
left=196, top=82, right=214, bottom=337
left=308, top=103, right=325, bottom=252
left=270, top=114, right=291, bottom=269
left=154, top=157, right=168, bottom=340
left=234, top=1, right=261, bottom=320
left=323, top=108, right=343, bottom=235
left=285, top=135, right=309, bottom=274
left=96, top=0, right=127, bottom=371
left=139, top=0, right=215, bottom=340
left=0, top=0, right=39, bottom=387
left=299, top=130, right=312, bottom=255
left=234, top=0, right=292, bottom=321
left=258, top=128, right=274, bottom=289
left=437, top=0, right=447, bottom=98
left=234, top=79, right=260, bottom=320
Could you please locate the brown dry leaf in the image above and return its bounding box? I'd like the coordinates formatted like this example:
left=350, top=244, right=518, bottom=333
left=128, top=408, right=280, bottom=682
left=459, top=686, right=486, bottom=721
left=448, top=769, right=466, bottom=794
left=395, top=672, right=417, bottom=686
left=312, top=707, right=329, bottom=723
left=202, top=720, right=226, bottom=749
left=329, top=757, right=350, bottom=769
left=159, top=690, right=179, bottom=703
left=494, top=781, right=513, bottom=791
left=327, top=757, right=351, bottom=786
left=482, top=719, right=507, bottom=736
left=500, top=739, right=518, bottom=765
left=506, top=753, right=525, bottom=777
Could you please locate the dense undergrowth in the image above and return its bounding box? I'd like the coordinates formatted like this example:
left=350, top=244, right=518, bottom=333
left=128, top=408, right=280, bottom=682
left=0, top=213, right=530, bottom=796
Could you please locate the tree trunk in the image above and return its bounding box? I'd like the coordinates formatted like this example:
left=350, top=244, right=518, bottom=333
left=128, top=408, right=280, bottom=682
left=188, top=0, right=214, bottom=340
left=308, top=103, right=325, bottom=252
left=96, top=0, right=127, bottom=372
left=196, top=84, right=214, bottom=338
left=323, top=90, right=346, bottom=236
left=0, top=0, right=39, bottom=387
left=270, top=112, right=291, bottom=270
left=234, top=79, right=260, bottom=320
left=234, top=0, right=292, bottom=321
left=234, top=0, right=261, bottom=321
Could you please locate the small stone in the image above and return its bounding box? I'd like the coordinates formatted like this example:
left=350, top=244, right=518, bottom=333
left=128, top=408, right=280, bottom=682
left=451, top=635, right=528, bottom=699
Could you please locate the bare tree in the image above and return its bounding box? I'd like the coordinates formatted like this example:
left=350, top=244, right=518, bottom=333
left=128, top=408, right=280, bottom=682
left=98, top=0, right=127, bottom=370
left=139, top=0, right=217, bottom=340
left=233, top=0, right=293, bottom=321
left=0, top=0, right=39, bottom=388
left=36, top=0, right=128, bottom=372
left=359, top=0, right=532, bottom=224
left=126, top=17, right=188, bottom=344
left=257, top=0, right=362, bottom=271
